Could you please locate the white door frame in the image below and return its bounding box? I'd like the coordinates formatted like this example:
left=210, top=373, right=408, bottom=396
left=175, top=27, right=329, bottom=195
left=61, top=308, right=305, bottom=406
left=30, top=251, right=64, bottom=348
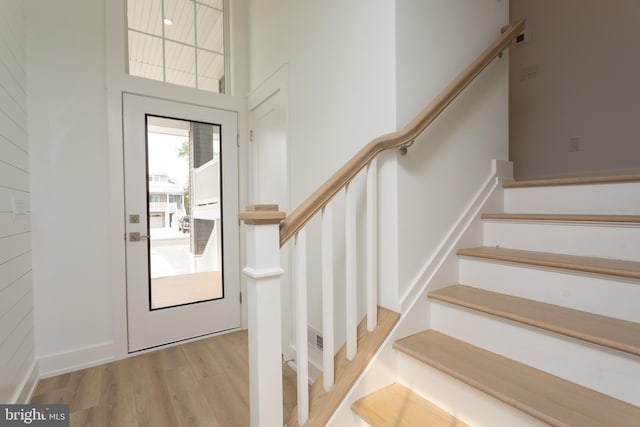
left=105, top=0, right=249, bottom=362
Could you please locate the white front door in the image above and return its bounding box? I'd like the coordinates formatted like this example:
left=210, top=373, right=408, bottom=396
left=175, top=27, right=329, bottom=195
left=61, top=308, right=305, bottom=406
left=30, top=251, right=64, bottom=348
left=123, top=93, right=240, bottom=352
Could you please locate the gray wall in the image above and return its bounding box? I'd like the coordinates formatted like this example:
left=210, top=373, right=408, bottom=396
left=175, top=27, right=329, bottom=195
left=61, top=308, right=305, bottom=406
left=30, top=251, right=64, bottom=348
left=510, top=0, right=640, bottom=179
left=0, top=0, right=37, bottom=403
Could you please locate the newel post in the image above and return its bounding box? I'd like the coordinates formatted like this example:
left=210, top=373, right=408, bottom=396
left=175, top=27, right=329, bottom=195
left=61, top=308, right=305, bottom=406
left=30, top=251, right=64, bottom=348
left=239, top=205, right=286, bottom=427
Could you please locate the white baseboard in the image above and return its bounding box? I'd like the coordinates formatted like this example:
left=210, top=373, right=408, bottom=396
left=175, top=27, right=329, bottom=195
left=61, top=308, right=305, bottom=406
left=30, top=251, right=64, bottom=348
left=286, top=343, right=322, bottom=384
left=38, top=342, right=115, bottom=378
left=12, top=360, right=39, bottom=403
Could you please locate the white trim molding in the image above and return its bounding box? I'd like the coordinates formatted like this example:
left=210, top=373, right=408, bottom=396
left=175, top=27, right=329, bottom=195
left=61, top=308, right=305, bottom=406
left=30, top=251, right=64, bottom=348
left=12, top=360, right=39, bottom=404
left=38, top=342, right=115, bottom=379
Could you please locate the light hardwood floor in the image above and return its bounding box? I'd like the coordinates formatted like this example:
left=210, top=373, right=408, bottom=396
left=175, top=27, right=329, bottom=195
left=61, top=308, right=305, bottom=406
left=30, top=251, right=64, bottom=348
left=31, top=330, right=297, bottom=427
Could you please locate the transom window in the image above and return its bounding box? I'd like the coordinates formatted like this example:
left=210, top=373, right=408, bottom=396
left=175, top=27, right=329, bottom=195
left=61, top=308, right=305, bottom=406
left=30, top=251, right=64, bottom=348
left=127, top=0, right=226, bottom=93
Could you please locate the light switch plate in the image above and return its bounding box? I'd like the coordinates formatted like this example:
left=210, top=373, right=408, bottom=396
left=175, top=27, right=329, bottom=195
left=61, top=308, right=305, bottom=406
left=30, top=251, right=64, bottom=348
left=12, top=198, right=27, bottom=217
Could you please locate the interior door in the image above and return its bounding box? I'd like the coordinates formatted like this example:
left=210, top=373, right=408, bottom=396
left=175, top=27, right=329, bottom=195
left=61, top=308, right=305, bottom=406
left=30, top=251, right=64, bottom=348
left=123, top=93, right=240, bottom=352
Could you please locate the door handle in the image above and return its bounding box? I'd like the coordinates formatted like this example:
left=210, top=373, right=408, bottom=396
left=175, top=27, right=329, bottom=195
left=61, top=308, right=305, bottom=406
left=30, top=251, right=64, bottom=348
left=129, top=232, right=150, bottom=242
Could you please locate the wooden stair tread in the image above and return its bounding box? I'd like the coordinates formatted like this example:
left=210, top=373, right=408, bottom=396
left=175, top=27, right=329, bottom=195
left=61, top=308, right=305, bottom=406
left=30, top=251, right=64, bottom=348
left=394, top=330, right=640, bottom=427
left=457, top=246, right=640, bottom=280
left=503, top=174, right=640, bottom=188
left=430, top=285, right=640, bottom=356
left=285, top=306, right=400, bottom=427
left=481, top=213, right=640, bottom=223
left=351, top=383, right=469, bottom=427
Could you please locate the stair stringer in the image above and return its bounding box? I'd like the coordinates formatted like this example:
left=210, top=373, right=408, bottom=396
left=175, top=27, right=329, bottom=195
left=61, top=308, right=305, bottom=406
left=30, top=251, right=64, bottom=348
left=327, top=159, right=512, bottom=426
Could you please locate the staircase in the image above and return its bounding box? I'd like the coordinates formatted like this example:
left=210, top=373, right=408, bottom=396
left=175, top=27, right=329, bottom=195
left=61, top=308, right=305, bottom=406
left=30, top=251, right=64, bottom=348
left=351, top=175, right=640, bottom=426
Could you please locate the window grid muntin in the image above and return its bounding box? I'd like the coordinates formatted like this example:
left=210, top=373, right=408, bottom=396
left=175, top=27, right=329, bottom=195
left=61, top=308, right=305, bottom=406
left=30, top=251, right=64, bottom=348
left=126, top=0, right=226, bottom=93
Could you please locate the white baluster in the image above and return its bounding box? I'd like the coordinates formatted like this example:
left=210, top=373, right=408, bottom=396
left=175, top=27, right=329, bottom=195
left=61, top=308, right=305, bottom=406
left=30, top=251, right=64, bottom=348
left=240, top=205, right=285, bottom=427
left=366, top=158, right=378, bottom=331
left=321, top=204, right=334, bottom=392
left=345, top=183, right=357, bottom=360
left=295, top=229, right=309, bottom=425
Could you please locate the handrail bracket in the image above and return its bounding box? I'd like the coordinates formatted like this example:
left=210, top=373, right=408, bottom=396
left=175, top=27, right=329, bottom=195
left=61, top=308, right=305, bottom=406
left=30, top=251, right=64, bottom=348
left=399, top=139, right=415, bottom=156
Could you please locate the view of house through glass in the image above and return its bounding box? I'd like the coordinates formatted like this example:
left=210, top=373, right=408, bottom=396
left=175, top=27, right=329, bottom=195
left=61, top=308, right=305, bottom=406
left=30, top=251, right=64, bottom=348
left=127, top=0, right=226, bottom=93
left=146, top=115, right=223, bottom=309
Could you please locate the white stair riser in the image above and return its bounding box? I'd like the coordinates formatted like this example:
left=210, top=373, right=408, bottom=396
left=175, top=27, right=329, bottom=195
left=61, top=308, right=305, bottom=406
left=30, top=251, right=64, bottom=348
left=483, top=221, right=640, bottom=261
left=504, top=182, right=640, bottom=215
left=396, top=352, right=547, bottom=427
left=431, top=302, right=640, bottom=406
left=459, top=258, right=640, bottom=323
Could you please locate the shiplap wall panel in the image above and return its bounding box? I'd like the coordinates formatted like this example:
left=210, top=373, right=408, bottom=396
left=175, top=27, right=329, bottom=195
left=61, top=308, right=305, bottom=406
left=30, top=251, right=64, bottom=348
left=5, top=332, right=35, bottom=397
left=0, top=234, right=30, bottom=265
left=0, top=89, right=27, bottom=130
left=0, top=48, right=26, bottom=96
left=0, top=253, right=31, bottom=292
left=0, top=39, right=26, bottom=90
left=9, top=333, right=36, bottom=390
left=0, top=347, right=35, bottom=403
left=0, top=342, right=32, bottom=402
left=0, top=162, right=29, bottom=192
left=0, top=31, right=24, bottom=72
left=0, top=290, right=32, bottom=347
left=0, top=273, right=31, bottom=317
left=1, top=136, right=29, bottom=171
left=0, top=109, right=26, bottom=151
left=0, top=187, right=30, bottom=211
left=0, top=311, right=34, bottom=398
left=0, top=214, right=31, bottom=238
left=1, top=312, right=34, bottom=368
left=0, top=0, right=35, bottom=403
left=0, top=64, right=27, bottom=112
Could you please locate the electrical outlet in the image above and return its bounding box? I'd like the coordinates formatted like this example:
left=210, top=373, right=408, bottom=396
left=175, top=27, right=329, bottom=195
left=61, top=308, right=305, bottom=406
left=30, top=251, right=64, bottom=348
left=569, top=137, right=581, bottom=152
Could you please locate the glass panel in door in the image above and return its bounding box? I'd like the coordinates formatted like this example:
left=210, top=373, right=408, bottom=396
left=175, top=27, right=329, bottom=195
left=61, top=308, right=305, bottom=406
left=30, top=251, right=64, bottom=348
left=146, top=116, right=224, bottom=309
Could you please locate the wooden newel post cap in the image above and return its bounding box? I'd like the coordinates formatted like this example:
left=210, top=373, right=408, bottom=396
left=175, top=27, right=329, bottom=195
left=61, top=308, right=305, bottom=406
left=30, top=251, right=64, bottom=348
left=239, top=204, right=286, bottom=225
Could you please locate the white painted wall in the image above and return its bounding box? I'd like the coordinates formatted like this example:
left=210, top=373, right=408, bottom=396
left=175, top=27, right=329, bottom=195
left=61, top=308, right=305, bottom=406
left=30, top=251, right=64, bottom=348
left=248, top=0, right=397, bottom=362
left=0, top=0, right=38, bottom=403
left=510, top=0, right=640, bottom=180
left=25, top=0, right=114, bottom=375
left=228, top=0, right=250, bottom=97
left=395, top=0, right=509, bottom=300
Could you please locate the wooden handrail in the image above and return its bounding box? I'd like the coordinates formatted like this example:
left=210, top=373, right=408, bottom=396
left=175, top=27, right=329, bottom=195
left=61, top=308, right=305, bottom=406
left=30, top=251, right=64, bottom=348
left=279, top=19, right=526, bottom=246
